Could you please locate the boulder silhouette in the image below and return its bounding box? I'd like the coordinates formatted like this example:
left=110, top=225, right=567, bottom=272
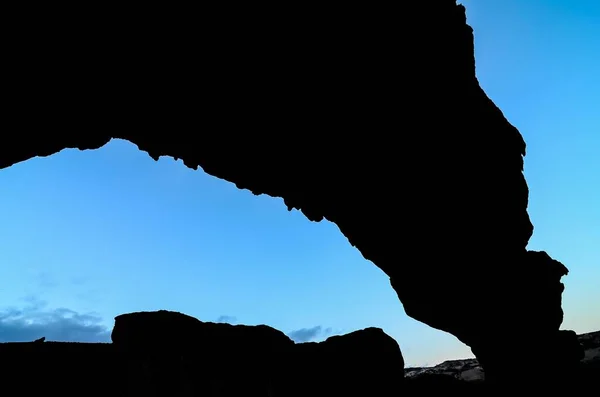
left=110, top=310, right=404, bottom=396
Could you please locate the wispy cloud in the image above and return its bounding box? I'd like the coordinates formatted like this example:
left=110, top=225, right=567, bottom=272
left=0, top=297, right=110, bottom=343
left=287, top=325, right=334, bottom=343
left=34, top=271, right=59, bottom=290
left=216, top=315, right=237, bottom=324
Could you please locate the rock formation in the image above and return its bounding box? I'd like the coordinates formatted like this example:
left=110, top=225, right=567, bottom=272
left=112, top=310, right=295, bottom=395
left=109, top=310, right=404, bottom=396
left=1, top=311, right=597, bottom=395
left=281, top=326, right=404, bottom=396
left=406, top=330, right=599, bottom=389
left=0, top=340, right=123, bottom=395
left=0, top=1, right=583, bottom=386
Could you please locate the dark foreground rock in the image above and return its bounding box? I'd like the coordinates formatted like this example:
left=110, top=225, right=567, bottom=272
left=0, top=311, right=597, bottom=395
left=289, top=327, right=404, bottom=396
left=0, top=310, right=404, bottom=396
left=112, top=310, right=297, bottom=395
left=112, top=310, right=404, bottom=396
left=405, top=330, right=599, bottom=389
left=110, top=310, right=404, bottom=396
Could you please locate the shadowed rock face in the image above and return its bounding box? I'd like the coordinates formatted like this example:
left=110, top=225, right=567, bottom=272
left=1, top=319, right=597, bottom=395
left=291, top=327, right=404, bottom=395
left=111, top=310, right=294, bottom=359
left=406, top=330, right=599, bottom=392
left=110, top=310, right=404, bottom=396
left=0, top=1, right=581, bottom=384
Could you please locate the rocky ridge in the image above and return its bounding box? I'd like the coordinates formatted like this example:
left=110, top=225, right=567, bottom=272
left=0, top=310, right=598, bottom=395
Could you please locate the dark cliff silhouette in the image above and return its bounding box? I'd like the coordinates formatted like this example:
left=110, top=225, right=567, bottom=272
left=0, top=0, right=588, bottom=391
left=1, top=310, right=405, bottom=396
left=1, top=311, right=598, bottom=396
left=111, top=310, right=404, bottom=396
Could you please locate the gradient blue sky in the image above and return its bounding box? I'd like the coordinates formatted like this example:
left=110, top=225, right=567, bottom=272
left=0, top=0, right=598, bottom=366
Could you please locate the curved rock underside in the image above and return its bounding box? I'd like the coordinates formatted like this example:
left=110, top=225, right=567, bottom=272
left=0, top=1, right=583, bottom=384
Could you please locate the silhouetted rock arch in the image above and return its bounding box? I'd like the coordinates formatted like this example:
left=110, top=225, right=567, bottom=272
left=0, top=1, right=583, bottom=386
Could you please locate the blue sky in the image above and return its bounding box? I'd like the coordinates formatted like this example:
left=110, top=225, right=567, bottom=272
left=0, top=0, right=598, bottom=367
